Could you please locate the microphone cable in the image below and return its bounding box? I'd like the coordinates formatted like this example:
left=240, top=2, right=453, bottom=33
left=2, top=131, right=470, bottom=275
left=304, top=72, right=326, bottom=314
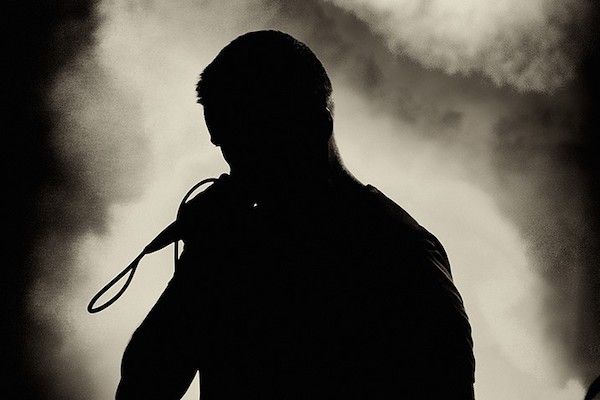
left=87, top=176, right=220, bottom=314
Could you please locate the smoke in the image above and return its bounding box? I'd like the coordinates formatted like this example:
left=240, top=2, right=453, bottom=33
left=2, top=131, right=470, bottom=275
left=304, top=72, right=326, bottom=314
left=27, top=37, right=152, bottom=400
left=324, top=0, right=591, bottom=92
left=490, top=98, right=600, bottom=384
left=26, top=0, right=599, bottom=399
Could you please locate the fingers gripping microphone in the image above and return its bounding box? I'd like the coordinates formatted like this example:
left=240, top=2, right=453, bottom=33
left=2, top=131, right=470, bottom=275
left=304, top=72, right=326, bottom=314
left=87, top=177, right=221, bottom=314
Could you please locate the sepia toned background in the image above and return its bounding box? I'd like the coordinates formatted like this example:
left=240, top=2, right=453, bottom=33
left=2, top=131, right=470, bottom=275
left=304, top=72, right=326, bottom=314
left=8, top=1, right=599, bottom=399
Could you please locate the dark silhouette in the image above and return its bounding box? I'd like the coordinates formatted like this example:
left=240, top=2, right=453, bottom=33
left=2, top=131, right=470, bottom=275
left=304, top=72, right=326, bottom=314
left=116, top=30, right=475, bottom=399
left=585, top=374, right=600, bottom=400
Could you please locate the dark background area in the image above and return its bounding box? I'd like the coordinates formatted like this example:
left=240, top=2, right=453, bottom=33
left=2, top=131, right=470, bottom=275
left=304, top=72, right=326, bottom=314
left=6, top=1, right=599, bottom=398
left=7, top=1, right=98, bottom=398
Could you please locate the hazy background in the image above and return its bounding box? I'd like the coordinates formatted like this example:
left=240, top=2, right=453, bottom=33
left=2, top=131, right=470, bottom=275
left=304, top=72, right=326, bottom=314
left=11, top=0, right=599, bottom=399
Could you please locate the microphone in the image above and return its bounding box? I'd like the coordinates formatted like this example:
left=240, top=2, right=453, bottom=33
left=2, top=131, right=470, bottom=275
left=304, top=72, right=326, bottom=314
left=144, top=220, right=181, bottom=254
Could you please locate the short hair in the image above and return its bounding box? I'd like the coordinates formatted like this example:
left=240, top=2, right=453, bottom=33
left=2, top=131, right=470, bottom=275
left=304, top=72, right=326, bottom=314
left=196, top=30, right=334, bottom=114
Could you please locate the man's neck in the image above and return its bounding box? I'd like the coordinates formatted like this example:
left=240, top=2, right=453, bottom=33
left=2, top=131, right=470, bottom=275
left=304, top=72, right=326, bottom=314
left=229, top=138, right=362, bottom=201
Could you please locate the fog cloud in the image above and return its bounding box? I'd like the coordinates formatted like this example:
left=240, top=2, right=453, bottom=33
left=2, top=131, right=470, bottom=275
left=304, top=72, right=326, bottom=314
left=325, top=0, right=590, bottom=92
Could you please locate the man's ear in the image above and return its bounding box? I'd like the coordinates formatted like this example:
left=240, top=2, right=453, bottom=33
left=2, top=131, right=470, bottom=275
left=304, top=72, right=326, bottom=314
left=319, top=107, right=333, bottom=141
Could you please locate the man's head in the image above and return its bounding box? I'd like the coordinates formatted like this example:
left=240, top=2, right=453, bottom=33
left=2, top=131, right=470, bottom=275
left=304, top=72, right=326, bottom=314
left=197, top=30, right=335, bottom=181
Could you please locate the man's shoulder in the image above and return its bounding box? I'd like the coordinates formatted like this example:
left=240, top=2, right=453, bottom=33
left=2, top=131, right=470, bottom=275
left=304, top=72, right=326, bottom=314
left=355, top=184, right=427, bottom=242
left=361, top=185, right=420, bottom=225
left=352, top=183, right=452, bottom=275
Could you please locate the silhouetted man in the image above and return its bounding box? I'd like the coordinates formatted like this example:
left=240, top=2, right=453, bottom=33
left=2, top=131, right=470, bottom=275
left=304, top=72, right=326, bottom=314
left=116, top=30, right=475, bottom=399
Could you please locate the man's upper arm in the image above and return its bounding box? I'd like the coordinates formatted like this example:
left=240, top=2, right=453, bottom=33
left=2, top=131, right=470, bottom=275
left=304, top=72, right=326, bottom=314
left=116, top=274, right=199, bottom=399
left=408, top=231, right=475, bottom=397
